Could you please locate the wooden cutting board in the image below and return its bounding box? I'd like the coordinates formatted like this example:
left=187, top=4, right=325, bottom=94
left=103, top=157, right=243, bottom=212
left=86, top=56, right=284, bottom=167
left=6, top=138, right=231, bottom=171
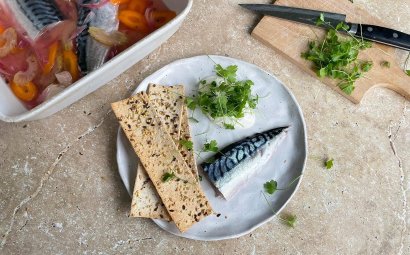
left=252, top=0, right=410, bottom=103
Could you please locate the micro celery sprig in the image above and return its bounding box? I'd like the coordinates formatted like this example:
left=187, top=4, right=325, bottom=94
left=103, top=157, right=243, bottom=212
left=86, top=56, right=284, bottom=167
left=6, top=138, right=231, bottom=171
left=302, top=13, right=373, bottom=94
left=186, top=64, right=258, bottom=129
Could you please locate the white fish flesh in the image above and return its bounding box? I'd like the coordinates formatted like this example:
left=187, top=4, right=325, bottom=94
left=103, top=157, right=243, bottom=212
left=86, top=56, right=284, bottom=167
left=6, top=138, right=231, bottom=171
left=201, top=127, right=289, bottom=200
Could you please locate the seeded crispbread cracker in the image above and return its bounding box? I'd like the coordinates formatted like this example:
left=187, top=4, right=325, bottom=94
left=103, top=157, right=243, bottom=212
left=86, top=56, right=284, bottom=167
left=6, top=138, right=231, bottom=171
left=147, top=84, right=184, bottom=143
left=130, top=85, right=184, bottom=220
left=112, top=92, right=213, bottom=232
left=131, top=106, right=198, bottom=220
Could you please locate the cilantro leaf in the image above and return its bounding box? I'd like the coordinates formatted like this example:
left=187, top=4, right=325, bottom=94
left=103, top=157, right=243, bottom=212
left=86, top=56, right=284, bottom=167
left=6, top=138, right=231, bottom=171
left=325, top=158, right=334, bottom=169
left=179, top=139, right=193, bottom=151
left=203, top=140, right=218, bottom=153
left=281, top=214, right=297, bottom=228
left=302, top=15, right=372, bottom=95
left=162, top=172, right=175, bottom=182
left=223, top=123, right=235, bottom=130
left=264, top=180, right=278, bottom=195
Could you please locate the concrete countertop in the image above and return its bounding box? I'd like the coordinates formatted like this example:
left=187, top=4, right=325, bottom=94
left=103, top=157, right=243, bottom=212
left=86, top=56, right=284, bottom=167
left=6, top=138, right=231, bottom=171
left=1, top=0, right=409, bottom=254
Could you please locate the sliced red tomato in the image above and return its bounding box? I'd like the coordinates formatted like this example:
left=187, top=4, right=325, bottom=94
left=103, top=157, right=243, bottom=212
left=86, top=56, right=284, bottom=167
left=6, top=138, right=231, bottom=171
left=118, top=10, right=149, bottom=32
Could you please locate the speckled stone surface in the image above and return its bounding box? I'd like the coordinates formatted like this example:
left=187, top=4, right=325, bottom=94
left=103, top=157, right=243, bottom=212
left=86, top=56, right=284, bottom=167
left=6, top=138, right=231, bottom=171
left=1, top=0, right=409, bottom=254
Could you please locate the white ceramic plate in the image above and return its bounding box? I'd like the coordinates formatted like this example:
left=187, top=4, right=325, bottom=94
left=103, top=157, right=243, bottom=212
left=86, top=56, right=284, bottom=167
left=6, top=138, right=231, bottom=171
left=116, top=55, right=307, bottom=241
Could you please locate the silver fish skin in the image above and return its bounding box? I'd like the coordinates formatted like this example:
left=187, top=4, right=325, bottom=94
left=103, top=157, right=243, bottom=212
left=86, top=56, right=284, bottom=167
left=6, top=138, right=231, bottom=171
left=201, top=127, right=289, bottom=200
left=4, top=0, right=63, bottom=40
left=85, top=1, right=118, bottom=72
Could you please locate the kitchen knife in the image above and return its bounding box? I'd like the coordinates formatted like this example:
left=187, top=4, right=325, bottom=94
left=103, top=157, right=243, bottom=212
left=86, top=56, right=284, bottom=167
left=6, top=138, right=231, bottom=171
left=240, top=4, right=410, bottom=51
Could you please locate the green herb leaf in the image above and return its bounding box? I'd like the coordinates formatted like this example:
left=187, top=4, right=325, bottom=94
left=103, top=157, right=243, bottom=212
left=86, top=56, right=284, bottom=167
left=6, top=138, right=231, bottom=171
left=223, top=123, right=235, bottom=130
left=179, top=139, right=193, bottom=151
left=380, top=61, right=390, bottom=68
left=185, top=97, right=197, bottom=110
left=406, top=70, right=410, bottom=76
left=302, top=15, right=372, bottom=94
left=198, top=175, right=203, bottom=181
left=203, top=140, right=219, bottom=153
left=186, top=64, right=258, bottom=124
left=162, top=172, right=176, bottom=182
left=316, top=13, right=325, bottom=26
left=281, top=214, right=297, bottom=228
left=264, top=180, right=278, bottom=195
left=361, top=61, right=373, bottom=72
left=325, top=158, right=334, bottom=169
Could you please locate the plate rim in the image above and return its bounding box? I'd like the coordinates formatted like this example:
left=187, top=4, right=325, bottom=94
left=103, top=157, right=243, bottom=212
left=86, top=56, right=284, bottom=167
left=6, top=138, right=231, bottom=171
left=116, top=55, right=308, bottom=241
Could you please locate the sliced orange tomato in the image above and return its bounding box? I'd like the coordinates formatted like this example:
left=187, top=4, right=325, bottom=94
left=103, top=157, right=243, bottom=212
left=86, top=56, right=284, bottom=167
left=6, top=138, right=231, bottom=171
left=43, top=42, right=59, bottom=74
left=127, top=0, right=149, bottom=13
left=150, top=10, right=176, bottom=28
left=118, top=10, right=148, bottom=32
left=62, top=49, right=79, bottom=82
left=11, top=81, right=38, bottom=102
left=110, top=0, right=130, bottom=4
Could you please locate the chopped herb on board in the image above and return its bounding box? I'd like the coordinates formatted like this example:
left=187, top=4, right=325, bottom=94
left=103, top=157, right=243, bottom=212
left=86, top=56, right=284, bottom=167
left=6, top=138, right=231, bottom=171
left=302, top=14, right=372, bottom=94
left=380, top=61, right=391, bottom=68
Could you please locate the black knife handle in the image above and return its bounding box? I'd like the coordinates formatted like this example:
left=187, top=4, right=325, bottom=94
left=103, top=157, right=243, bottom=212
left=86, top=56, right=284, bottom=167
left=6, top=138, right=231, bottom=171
left=355, top=24, right=410, bottom=51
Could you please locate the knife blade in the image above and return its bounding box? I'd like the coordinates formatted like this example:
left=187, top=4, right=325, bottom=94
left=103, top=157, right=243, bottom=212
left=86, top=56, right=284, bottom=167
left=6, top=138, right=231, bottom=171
left=240, top=4, right=410, bottom=51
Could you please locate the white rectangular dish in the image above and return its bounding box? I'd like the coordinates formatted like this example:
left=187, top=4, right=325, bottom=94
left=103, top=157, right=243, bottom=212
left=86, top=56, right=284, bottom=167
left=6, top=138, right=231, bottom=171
left=0, top=0, right=192, bottom=122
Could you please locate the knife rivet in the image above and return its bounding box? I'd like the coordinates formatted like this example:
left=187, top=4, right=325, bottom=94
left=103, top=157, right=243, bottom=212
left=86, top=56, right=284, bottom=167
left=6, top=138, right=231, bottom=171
left=393, top=32, right=399, bottom=38
left=367, top=27, right=373, bottom=32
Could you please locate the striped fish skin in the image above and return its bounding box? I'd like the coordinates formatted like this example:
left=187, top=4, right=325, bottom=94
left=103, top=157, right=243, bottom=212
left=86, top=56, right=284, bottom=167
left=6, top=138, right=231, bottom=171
left=5, top=0, right=63, bottom=40
left=201, top=127, right=289, bottom=199
left=76, top=0, right=93, bottom=74
left=16, top=0, right=63, bottom=30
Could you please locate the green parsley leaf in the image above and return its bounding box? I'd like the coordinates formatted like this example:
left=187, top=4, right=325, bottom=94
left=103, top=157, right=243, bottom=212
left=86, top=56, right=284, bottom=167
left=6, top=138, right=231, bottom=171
left=325, top=158, right=334, bottom=169
left=185, top=64, right=258, bottom=124
left=316, top=13, right=325, bottom=26
left=203, top=140, right=218, bottom=153
left=264, top=180, right=278, bottom=195
left=380, top=61, right=390, bottom=68
left=223, top=123, right=235, bottom=130
left=406, top=70, right=410, bottom=76
left=361, top=61, right=373, bottom=72
left=198, top=175, right=203, bottom=181
left=179, top=139, right=193, bottom=151
left=281, top=214, right=297, bottom=228
left=162, top=172, right=176, bottom=182
left=302, top=16, right=372, bottom=95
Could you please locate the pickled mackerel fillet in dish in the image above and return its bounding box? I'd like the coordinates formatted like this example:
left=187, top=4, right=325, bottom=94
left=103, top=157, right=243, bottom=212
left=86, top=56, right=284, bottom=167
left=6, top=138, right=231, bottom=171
left=0, top=0, right=176, bottom=109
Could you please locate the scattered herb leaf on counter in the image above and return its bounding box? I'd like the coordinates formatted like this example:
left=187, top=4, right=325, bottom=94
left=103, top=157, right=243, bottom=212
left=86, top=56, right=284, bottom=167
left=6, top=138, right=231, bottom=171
left=380, top=61, right=391, bottom=68
left=405, top=53, right=410, bottom=76
left=203, top=140, right=219, bottom=153
left=302, top=14, right=372, bottom=94
left=264, top=180, right=278, bottom=195
left=179, top=139, right=193, bottom=151
left=280, top=214, right=297, bottom=228
left=186, top=64, right=258, bottom=129
left=325, top=158, right=334, bottom=169
left=162, top=172, right=176, bottom=182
